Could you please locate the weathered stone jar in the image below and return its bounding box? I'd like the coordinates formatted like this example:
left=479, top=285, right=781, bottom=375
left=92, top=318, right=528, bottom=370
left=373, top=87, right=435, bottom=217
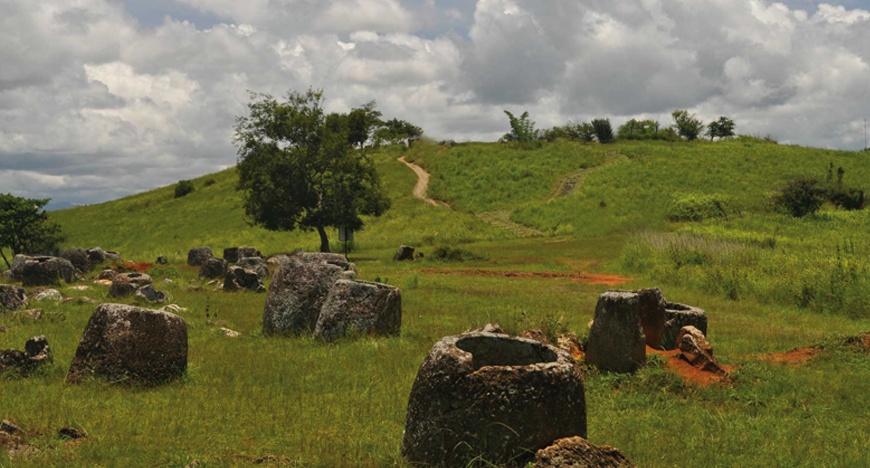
left=67, top=304, right=188, bottom=386
left=402, top=331, right=587, bottom=467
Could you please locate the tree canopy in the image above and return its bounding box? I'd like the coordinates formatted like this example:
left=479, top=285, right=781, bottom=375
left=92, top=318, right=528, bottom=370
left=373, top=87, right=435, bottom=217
left=0, top=194, right=65, bottom=268
left=672, top=110, right=705, bottom=141
left=233, top=89, right=392, bottom=253
left=707, top=116, right=736, bottom=140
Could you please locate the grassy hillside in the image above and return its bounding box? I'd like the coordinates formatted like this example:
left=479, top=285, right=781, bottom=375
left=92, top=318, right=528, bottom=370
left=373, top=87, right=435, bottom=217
left=48, top=145, right=508, bottom=262
left=3, top=139, right=870, bottom=466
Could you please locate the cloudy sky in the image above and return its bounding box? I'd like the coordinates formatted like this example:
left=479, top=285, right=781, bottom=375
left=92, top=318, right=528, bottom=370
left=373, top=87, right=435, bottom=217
left=1, top=0, right=869, bottom=208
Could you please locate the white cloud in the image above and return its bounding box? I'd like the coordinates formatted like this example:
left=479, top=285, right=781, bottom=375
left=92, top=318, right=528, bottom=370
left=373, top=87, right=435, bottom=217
left=1, top=0, right=869, bottom=206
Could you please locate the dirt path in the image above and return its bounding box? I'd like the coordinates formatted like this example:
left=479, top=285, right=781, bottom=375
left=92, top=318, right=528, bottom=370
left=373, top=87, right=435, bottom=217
left=398, top=156, right=439, bottom=207
left=546, top=151, right=624, bottom=202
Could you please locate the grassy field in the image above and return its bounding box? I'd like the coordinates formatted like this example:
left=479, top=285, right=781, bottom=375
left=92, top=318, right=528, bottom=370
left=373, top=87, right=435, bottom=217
left=2, top=140, right=870, bottom=466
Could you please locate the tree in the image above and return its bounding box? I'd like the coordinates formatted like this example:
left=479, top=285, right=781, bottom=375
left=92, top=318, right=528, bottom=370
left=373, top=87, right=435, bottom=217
left=233, top=89, right=392, bottom=253
left=347, top=101, right=383, bottom=148
left=617, top=119, right=660, bottom=140
left=374, top=118, right=423, bottom=145
left=500, top=111, right=539, bottom=143
left=0, top=194, right=65, bottom=268
left=672, top=110, right=705, bottom=141
left=707, top=116, right=736, bottom=141
left=591, top=118, right=615, bottom=144
left=577, top=122, right=597, bottom=142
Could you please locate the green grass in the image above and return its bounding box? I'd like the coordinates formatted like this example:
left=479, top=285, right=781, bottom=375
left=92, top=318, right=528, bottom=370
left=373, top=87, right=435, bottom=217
left=3, top=140, right=870, bottom=466
left=406, top=140, right=607, bottom=213
left=47, top=145, right=508, bottom=262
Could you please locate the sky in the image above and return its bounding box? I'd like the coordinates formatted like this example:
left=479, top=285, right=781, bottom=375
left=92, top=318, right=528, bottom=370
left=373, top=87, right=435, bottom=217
left=1, top=0, right=869, bottom=208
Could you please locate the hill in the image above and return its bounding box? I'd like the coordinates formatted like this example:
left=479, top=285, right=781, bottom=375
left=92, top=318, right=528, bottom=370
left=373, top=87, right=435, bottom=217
left=1, top=139, right=869, bottom=466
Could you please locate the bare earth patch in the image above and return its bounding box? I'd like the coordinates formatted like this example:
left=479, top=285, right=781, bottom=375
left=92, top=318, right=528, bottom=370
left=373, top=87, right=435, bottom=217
left=648, top=347, right=735, bottom=387
left=418, top=269, right=634, bottom=286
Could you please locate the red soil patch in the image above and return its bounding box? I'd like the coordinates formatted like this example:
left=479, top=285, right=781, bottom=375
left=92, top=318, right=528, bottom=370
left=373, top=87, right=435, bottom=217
left=111, top=262, right=152, bottom=273
left=647, top=347, right=733, bottom=387
left=573, top=274, right=635, bottom=286
left=759, top=347, right=822, bottom=366
left=418, top=269, right=634, bottom=286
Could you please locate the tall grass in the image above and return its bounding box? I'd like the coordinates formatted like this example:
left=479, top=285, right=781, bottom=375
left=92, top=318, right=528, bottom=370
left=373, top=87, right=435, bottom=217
left=622, top=210, right=870, bottom=317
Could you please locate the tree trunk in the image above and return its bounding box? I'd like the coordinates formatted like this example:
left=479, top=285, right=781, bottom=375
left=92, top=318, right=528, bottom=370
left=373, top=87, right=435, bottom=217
left=317, top=225, right=331, bottom=253
left=0, top=249, right=9, bottom=269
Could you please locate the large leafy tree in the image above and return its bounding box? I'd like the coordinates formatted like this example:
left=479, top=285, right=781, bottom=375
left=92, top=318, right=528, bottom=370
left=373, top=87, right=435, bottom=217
left=0, top=194, right=65, bottom=268
left=233, top=89, right=391, bottom=253
left=374, top=118, right=424, bottom=145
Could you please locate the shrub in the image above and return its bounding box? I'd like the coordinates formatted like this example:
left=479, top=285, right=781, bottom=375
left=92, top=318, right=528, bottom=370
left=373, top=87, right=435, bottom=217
left=431, top=245, right=486, bottom=262
left=500, top=111, right=539, bottom=143
left=591, top=118, right=615, bottom=144
left=204, top=178, right=216, bottom=187
left=668, top=194, right=731, bottom=222
left=827, top=186, right=865, bottom=210
left=174, top=180, right=195, bottom=199
left=770, top=178, right=826, bottom=217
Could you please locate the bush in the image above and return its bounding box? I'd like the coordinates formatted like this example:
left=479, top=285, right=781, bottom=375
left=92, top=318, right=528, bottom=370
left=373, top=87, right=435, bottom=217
left=668, top=194, right=731, bottom=222
left=431, top=245, right=486, bottom=262
left=827, top=186, right=865, bottom=210
left=591, top=119, right=615, bottom=144
left=174, top=180, right=195, bottom=199
left=770, top=178, right=826, bottom=217
left=204, top=178, right=216, bottom=187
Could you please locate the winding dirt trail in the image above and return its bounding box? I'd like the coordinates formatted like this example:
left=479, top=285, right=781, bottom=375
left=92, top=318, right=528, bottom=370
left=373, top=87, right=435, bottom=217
left=398, top=156, right=439, bottom=207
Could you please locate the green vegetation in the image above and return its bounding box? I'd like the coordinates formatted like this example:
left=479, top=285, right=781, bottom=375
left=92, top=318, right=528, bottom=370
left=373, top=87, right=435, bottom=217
left=671, top=109, right=705, bottom=141
left=234, top=89, right=393, bottom=253
left=499, top=111, right=539, bottom=144
left=591, top=118, right=615, bottom=144
left=174, top=180, right=195, bottom=199
left=0, top=194, right=64, bottom=267
left=4, top=135, right=869, bottom=466
left=406, top=140, right=606, bottom=213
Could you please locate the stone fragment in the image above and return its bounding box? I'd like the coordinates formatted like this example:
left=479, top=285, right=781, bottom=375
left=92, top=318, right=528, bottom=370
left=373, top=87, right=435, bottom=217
left=223, top=266, right=264, bottom=293
left=522, top=329, right=550, bottom=344
left=534, top=437, right=637, bottom=468
left=108, top=273, right=153, bottom=298
left=677, top=326, right=728, bottom=376
left=34, top=289, right=62, bottom=302
left=135, top=284, right=167, bottom=303
left=0, top=285, right=27, bottom=312
left=663, top=302, right=708, bottom=350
